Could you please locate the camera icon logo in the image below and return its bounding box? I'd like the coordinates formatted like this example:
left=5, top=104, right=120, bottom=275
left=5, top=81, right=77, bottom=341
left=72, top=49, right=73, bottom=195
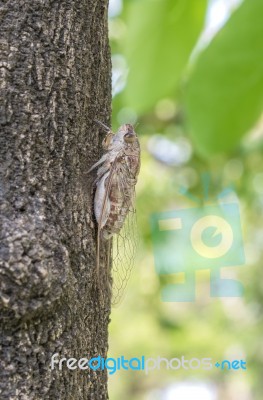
left=190, top=215, right=234, bottom=259
left=151, top=202, right=245, bottom=302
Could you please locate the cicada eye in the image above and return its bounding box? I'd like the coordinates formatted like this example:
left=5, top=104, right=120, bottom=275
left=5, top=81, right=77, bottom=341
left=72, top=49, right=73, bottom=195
left=102, top=132, right=114, bottom=149
left=124, top=133, right=136, bottom=143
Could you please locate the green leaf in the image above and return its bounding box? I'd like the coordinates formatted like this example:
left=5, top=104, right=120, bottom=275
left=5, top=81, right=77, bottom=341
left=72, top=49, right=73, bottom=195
left=122, top=0, right=207, bottom=113
left=185, top=0, right=263, bottom=157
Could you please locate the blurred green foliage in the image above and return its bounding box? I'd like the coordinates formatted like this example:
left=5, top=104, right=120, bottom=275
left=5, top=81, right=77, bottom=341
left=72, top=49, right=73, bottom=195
left=122, top=0, right=207, bottom=113
left=108, top=0, right=263, bottom=399
left=186, top=0, right=263, bottom=156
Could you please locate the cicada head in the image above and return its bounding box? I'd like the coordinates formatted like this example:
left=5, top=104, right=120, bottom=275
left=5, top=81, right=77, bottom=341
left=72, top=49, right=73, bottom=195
left=115, top=124, right=139, bottom=147
left=123, top=124, right=136, bottom=143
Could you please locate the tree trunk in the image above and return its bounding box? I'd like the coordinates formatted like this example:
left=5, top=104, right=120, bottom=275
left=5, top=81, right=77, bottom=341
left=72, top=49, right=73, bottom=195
left=0, top=0, right=111, bottom=399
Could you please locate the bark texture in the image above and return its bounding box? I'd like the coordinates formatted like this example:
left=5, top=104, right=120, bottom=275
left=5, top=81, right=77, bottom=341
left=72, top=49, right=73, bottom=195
left=0, top=0, right=111, bottom=398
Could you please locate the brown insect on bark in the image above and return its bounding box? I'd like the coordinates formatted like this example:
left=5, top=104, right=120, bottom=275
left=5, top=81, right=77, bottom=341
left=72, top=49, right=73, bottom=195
left=89, top=120, right=141, bottom=304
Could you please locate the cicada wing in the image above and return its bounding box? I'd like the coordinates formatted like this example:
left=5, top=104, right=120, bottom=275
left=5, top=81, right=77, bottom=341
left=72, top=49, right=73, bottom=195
left=110, top=173, right=139, bottom=306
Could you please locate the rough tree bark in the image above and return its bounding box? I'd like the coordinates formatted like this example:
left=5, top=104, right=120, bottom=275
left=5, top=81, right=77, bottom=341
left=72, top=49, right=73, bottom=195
left=0, top=0, right=111, bottom=399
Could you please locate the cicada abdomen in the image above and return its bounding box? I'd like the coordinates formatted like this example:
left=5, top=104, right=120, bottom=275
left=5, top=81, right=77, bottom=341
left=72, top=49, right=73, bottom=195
left=89, top=121, right=141, bottom=304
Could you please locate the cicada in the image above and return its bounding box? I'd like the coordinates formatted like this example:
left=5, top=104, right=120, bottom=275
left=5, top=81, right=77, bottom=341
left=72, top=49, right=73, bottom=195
left=89, top=120, right=141, bottom=304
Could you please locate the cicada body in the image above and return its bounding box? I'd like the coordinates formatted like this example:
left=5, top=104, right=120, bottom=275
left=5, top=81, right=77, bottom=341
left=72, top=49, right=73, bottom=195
left=89, top=122, right=140, bottom=304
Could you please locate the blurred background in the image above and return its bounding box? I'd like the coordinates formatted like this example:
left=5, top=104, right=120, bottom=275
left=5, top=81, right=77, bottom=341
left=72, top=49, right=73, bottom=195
left=107, top=0, right=263, bottom=399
